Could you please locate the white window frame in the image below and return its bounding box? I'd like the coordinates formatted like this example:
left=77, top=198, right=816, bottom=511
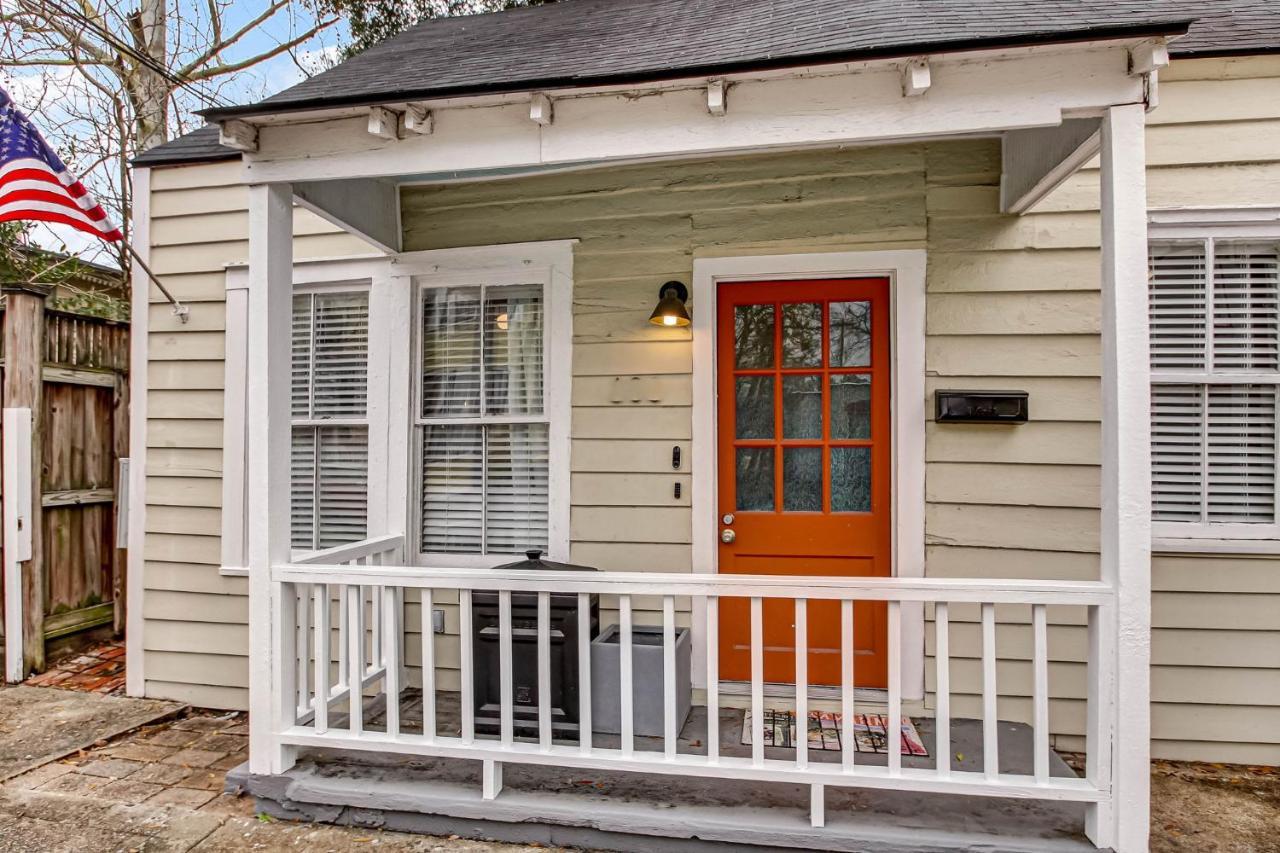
left=394, top=241, right=574, bottom=569
left=221, top=256, right=390, bottom=576
left=1149, top=207, right=1280, bottom=551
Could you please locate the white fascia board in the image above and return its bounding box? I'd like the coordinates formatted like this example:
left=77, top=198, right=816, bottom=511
left=242, top=44, right=1144, bottom=184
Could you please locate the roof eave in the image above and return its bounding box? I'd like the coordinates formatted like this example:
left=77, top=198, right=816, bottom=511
left=200, top=19, right=1193, bottom=123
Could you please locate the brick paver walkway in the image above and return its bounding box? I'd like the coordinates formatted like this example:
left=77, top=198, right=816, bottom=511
left=25, top=640, right=126, bottom=695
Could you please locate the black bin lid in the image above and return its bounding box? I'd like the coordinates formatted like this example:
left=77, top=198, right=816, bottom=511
left=491, top=549, right=599, bottom=572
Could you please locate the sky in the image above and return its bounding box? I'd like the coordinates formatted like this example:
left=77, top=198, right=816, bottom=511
left=3, top=2, right=350, bottom=265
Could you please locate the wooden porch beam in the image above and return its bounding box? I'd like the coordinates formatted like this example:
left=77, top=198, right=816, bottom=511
left=246, top=183, right=298, bottom=776
left=1000, top=118, right=1101, bottom=214
left=243, top=44, right=1146, bottom=184
left=1089, top=102, right=1151, bottom=853
left=292, top=179, right=400, bottom=254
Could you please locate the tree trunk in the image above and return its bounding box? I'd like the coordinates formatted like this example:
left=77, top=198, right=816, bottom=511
left=132, top=0, right=169, bottom=154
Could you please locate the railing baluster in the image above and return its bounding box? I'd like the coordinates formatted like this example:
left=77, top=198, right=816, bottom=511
left=371, top=582, right=384, bottom=672
left=794, top=598, right=808, bottom=771
left=934, top=601, right=951, bottom=778
left=663, top=595, right=677, bottom=760
left=1033, top=603, right=1050, bottom=783
left=887, top=600, right=902, bottom=776
left=296, top=585, right=311, bottom=719
left=383, top=586, right=401, bottom=737
left=578, top=592, right=592, bottom=755
left=750, top=596, right=764, bottom=767
left=537, top=591, right=552, bottom=751
left=421, top=589, right=436, bottom=742
left=841, top=599, right=854, bottom=771
left=982, top=601, right=999, bottom=780
left=620, top=594, right=634, bottom=757
left=337, top=575, right=349, bottom=691
left=348, top=585, right=364, bottom=734
left=705, top=595, right=720, bottom=764
left=314, top=584, right=330, bottom=734
left=460, top=589, right=475, bottom=744
left=499, top=590, right=514, bottom=747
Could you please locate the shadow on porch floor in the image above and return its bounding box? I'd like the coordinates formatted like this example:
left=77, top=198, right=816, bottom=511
left=239, top=690, right=1095, bottom=853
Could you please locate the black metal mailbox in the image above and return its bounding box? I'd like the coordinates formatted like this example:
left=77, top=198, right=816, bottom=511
left=934, top=390, right=1029, bottom=424
left=472, top=550, right=600, bottom=739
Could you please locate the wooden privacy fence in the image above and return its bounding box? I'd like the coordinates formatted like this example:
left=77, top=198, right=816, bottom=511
left=0, top=282, right=129, bottom=679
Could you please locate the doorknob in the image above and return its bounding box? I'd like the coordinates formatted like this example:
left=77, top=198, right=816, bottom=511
left=721, top=529, right=736, bottom=544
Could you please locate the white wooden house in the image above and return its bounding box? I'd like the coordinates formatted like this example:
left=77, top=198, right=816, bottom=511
left=126, top=3, right=1280, bottom=851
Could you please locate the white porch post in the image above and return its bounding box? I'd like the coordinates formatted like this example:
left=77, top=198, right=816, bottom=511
left=246, top=183, right=297, bottom=776
left=1091, top=102, right=1152, bottom=852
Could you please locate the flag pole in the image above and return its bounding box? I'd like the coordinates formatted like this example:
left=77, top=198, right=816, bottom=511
left=124, top=240, right=189, bottom=323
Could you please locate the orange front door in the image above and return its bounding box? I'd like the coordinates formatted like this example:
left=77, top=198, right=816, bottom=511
left=717, top=278, right=891, bottom=688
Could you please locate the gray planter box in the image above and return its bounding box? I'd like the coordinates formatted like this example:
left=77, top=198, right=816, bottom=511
left=590, top=624, right=692, bottom=738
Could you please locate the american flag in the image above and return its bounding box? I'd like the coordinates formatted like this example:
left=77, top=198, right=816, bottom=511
left=0, top=86, right=122, bottom=242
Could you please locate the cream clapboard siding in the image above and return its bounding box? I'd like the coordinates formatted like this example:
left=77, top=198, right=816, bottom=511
left=400, top=144, right=929, bottom=691
left=1012, top=55, right=1280, bottom=764
left=140, top=55, right=1280, bottom=764
left=144, top=159, right=371, bottom=709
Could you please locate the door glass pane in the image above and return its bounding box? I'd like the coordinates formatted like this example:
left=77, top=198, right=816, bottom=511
left=830, top=301, right=872, bottom=367
left=832, top=447, right=871, bottom=513
left=736, top=447, right=775, bottom=511
left=831, top=374, right=872, bottom=439
left=782, top=303, right=822, bottom=367
left=783, top=447, right=822, bottom=511
left=735, top=376, right=774, bottom=439
left=782, top=375, right=822, bottom=439
left=735, top=304, right=774, bottom=368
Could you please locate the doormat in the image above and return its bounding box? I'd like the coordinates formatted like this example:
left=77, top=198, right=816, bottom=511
left=741, top=710, right=928, bottom=756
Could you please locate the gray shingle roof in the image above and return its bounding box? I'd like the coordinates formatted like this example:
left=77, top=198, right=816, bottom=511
left=137, top=1, right=1278, bottom=167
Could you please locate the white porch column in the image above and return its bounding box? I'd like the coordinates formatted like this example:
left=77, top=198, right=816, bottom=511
left=1091, top=103, right=1151, bottom=852
left=246, top=183, right=297, bottom=776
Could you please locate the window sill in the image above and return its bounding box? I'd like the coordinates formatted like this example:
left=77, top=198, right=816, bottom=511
left=219, top=565, right=249, bottom=577
left=1152, top=537, right=1280, bottom=556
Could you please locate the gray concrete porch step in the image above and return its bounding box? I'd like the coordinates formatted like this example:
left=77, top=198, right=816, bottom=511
left=234, top=697, right=1099, bottom=853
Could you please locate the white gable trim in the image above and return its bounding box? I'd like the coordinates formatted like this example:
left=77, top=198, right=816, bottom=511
left=690, top=250, right=927, bottom=700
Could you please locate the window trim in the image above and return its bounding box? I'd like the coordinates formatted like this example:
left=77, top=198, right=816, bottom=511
left=1149, top=207, right=1280, bottom=546
left=221, top=255, right=389, bottom=576
left=395, top=242, right=574, bottom=569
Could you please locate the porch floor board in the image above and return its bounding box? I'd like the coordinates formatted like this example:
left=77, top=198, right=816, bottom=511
left=239, top=690, right=1094, bottom=852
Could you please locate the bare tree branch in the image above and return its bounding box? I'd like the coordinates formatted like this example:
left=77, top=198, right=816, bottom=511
left=186, top=19, right=337, bottom=81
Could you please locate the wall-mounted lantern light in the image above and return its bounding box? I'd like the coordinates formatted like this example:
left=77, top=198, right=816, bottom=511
left=649, top=281, right=691, bottom=327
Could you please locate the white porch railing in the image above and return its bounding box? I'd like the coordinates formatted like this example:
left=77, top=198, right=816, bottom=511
left=269, top=534, right=1116, bottom=832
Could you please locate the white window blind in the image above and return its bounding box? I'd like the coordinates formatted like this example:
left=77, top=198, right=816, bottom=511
left=291, top=290, right=370, bottom=550
left=417, top=282, right=548, bottom=556
left=1150, top=237, right=1280, bottom=536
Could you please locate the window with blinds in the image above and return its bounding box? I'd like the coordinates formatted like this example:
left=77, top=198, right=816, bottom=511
left=416, top=282, right=548, bottom=556
left=1150, top=238, right=1280, bottom=536
left=291, top=290, right=370, bottom=550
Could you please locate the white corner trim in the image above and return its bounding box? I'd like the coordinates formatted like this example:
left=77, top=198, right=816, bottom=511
left=689, top=249, right=927, bottom=700
left=125, top=166, right=151, bottom=698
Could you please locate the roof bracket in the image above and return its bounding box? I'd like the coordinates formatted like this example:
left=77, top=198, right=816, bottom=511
left=1129, top=40, right=1169, bottom=76
left=530, top=93, right=554, bottom=126
left=901, top=58, right=931, bottom=97
left=218, top=119, right=258, bottom=153
left=707, top=79, right=728, bottom=116
left=404, top=103, right=434, bottom=135
left=367, top=106, right=402, bottom=141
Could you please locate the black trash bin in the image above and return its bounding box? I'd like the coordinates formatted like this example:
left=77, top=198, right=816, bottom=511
left=472, top=550, right=600, bottom=739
